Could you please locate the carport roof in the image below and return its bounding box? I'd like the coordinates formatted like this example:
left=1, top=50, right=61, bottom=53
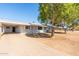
left=0, top=19, right=30, bottom=26
left=0, top=19, right=45, bottom=27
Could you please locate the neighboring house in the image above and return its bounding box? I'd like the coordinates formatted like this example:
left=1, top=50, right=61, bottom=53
left=0, top=19, right=47, bottom=35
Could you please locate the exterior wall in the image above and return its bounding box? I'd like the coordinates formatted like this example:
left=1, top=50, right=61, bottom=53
left=0, top=23, right=47, bottom=34
left=23, top=25, right=39, bottom=34
left=15, top=26, right=21, bottom=33
left=4, top=26, right=12, bottom=33
left=0, top=23, right=2, bottom=33
left=37, top=26, right=45, bottom=33
left=25, top=26, right=46, bottom=34
left=19, top=25, right=26, bottom=34
left=29, top=26, right=38, bottom=34
left=37, top=26, right=47, bottom=33
left=0, top=23, right=4, bottom=37
left=43, top=27, right=47, bottom=32
left=25, top=26, right=31, bottom=34
left=0, top=25, right=26, bottom=34
left=0, top=26, right=2, bottom=33
left=2, top=25, right=21, bottom=33
left=27, top=26, right=47, bottom=34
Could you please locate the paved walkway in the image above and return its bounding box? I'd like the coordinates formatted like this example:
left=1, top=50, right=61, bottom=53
left=0, top=33, right=69, bottom=56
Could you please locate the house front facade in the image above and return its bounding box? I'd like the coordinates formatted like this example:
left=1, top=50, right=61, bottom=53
left=0, top=20, right=47, bottom=35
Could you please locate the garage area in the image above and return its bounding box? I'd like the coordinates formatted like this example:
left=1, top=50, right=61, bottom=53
left=0, top=22, right=26, bottom=33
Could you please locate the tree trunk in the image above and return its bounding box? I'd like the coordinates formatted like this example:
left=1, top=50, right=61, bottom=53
left=71, top=23, right=75, bottom=31
left=50, top=19, right=55, bottom=37
left=50, top=27, right=54, bottom=37
left=64, top=28, right=67, bottom=34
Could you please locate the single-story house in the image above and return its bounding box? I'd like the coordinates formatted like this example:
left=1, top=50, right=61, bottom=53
left=0, top=20, right=47, bottom=35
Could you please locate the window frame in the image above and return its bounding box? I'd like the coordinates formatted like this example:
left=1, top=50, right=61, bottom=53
left=38, top=26, right=42, bottom=30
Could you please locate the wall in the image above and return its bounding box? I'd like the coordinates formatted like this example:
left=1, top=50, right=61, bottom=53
left=2, top=25, right=21, bottom=33
left=0, top=26, right=2, bottom=33
left=0, top=23, right=2, bottom=33
left=4, top=26, right=12, bottom=33
left=19, top=25, right=26, bottom=34
left=0, top=23, right=4, bottom=37
left=15, top=26, right=21, bottom=33
left=0, top=23, right=47, bottom=34
left=29, top=26, right=38, bottom=34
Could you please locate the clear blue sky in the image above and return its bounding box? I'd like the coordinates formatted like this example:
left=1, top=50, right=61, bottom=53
left=0, top=3, right=39, bottom=23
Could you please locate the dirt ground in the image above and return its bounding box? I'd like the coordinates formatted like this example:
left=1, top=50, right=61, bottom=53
left=34, top=31, right=79, bottom=56
left=0, top=31, right=79, bottom=56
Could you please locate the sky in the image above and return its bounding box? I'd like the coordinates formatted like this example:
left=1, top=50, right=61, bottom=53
left=0, top=3, right=39, bottom=23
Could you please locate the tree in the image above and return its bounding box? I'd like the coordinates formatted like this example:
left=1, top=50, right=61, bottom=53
left=38, top=3, right=65, bottom=36
left=64, top=4, right=79, bottom=30
left=38, top=3, right=49, bottom=25
left=38, top=3, right=79, bottom=37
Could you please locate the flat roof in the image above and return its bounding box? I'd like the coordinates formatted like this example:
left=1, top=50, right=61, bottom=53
left=0, top=19, right=46, bottom=27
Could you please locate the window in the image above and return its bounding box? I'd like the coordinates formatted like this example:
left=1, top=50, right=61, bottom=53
left=44, top=27, right=47, bottom=30
left=6, top=27, right=10, bottom=29
left=25, top=26, right=30, bottom=29
left=38, top=26, right=42, bottom=30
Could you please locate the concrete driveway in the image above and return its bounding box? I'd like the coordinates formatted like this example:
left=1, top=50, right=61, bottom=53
left=0, top=33, right=68, bottom=56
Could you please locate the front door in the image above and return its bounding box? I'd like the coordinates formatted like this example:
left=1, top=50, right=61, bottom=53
left=12, top=27, right=16, bottom=32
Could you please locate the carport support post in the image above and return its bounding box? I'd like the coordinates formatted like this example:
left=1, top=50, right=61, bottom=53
left=0, top=23, right=4, bottom=37
left=0, top=23, right=2, bottom=33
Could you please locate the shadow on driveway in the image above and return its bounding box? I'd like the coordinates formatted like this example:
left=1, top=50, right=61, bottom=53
left=55, top=32, right=66, bottom=34
left=26, top=33, right=51, bottom=38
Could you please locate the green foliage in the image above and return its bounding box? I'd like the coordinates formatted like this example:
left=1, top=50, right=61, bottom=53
left=38, top=3, right=49, bottom=24
left=38, top=3, right=79, bottom=26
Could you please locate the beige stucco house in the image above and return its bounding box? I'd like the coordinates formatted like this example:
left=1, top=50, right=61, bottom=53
left=0, top=20, right=47, bottom=35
